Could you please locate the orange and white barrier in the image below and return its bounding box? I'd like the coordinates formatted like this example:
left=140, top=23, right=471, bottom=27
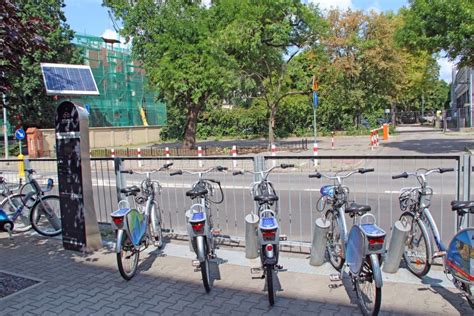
left=271, top=144, right=277, bottom=167
left=231, top=145, right=237, bottom=168
left=313, top=142, right=319, bottom=166
left=165, top=147, right=170, bottom=164
left=137, top=148, right=142, bottom=167
left=197, top=146, right=203, bottom=167
left=370, top=128, right=382, bottom=150
left=111, top=148, right=115, bottom=158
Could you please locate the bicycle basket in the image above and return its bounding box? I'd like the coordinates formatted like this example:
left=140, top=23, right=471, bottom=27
left=399, top=188, right=419, bottom=212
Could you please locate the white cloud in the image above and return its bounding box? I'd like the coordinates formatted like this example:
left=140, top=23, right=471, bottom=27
left=308, top=0, right=353, bottom=11
left=437, top=56, right=455, bottom=83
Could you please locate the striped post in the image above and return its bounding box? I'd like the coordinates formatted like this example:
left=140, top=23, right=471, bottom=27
left=197, top=146, right=203, bottom=167
left=111, top=148, right=115, bottom=158
left=231, top=145, right=237, bottom=168
left=375, top=130, right=379, bottom=147
left=137, top=148, right=143, bottom=167
left=331, top=132, right=335, bottom=150
left=271, top=143, right=277, bottom=167
left=313, top=142, right=319, bottom=167
left=165, top=147, right=170, bottom=164
left=370, top=131, right=374, bottom=150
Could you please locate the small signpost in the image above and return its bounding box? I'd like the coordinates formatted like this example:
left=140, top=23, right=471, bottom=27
left=15, top=128, right=25, bottom=155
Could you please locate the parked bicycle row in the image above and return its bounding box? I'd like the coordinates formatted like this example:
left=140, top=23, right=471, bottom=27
left=0, top=164, right=472, bottom=315
left=110, top=163, right=473, bottom=315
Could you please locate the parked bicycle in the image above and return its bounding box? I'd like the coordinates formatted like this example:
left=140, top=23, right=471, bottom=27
left=233, top=163, right=293, bottom=306
left=311, top=168, right=386, bottom=315
left=170, top=165, right=226, bottom=293
left=111, top=163, right=171, bottom=280
left=393, top=167, right=473, bottom=308
left=0, top=169, right=60, bottom=237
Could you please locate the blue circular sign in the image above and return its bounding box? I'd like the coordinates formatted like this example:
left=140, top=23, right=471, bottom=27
left=15, top=128, right=25, bottom=140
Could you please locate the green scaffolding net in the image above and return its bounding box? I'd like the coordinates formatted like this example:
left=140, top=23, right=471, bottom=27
left=72, top=34, right=167, bottom=127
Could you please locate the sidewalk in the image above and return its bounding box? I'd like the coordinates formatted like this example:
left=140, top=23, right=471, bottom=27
left=1, top=233, right=471, bottom=315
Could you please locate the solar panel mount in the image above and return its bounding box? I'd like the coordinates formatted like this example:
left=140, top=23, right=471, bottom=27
left=41, top=63, right=100, bottom=96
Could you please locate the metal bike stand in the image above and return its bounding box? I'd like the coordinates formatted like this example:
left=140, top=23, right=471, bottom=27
left=310, top=217, right=330, bottom=266
left=245, top=213, right=259, bottom=259
left=382, top=220, right=410, bottom=273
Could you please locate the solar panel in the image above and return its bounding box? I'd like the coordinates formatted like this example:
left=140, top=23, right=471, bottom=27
left=40, top=63, right=100, bottom=96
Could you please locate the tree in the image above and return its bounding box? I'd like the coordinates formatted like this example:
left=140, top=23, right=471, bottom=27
left=0, top=0, right=82, bottom=128
left=215, top=0, right=326, bottom=144
left=105, top=0, right=238, bottom=149
left=399, top=0, right=474, bottom=67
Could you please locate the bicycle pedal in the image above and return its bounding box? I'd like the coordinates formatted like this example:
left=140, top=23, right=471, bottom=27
left=275, top=264, right=284, bottom=270
left=192, top=260, right=200, bottom=267
left=433, top=251, right=446, bottom=258
left=329, top=273, right=341, bottom=282
left=279, top=234, right=288, bottom=241
left=211, top=228, right=221, bottom=235
left=250, top=267, right=262, bottom=274
left=252, top=275, right=265, bottom=280
left=328, top=283, right=342, bottom=289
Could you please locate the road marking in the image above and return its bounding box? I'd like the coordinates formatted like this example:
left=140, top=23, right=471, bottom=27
left=384, top=191, right=400, bottom=194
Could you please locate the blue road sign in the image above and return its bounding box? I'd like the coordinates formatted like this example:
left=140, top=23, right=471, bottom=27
left=15, top=128, right=25, bottom=140
left=313, top=91, right=318, bottom=108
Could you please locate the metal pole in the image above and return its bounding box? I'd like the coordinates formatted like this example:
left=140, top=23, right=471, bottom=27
left=470, top=72, right=472, bottom=128
left=2, top=93, right=8, bottom=159
left=313, top=107, right=317, bottom=143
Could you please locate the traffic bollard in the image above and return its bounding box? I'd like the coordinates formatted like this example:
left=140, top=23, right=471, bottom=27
left=310, top=217, right=330, bottom=266
left=245, top=213, right=259, bottom=259
left=383, top=220, right=411, bottom=273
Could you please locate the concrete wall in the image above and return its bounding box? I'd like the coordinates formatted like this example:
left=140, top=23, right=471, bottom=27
left=41, top=126, right=162, bottom=153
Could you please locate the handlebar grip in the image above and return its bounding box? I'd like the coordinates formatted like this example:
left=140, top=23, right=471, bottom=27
left=359, top=168, right=374, bottom=174
left=120, top=170, right=133, bottom=174
left=439, top=168, right=454, bottom=173
left=233, top=171, right=243, bottom=176
left=392, top=172, right=408, bottom=179
left=216, top=166, right=228, bottom=171
left=308, top=173, right=321, bottom=178
left=170, top=170, right=182, bottom=176
left=280, top=163, right=294, bottom=169
left=163, top=162, right=173, bottom=169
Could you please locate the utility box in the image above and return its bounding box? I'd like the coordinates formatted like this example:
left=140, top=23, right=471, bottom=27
left=55, top=101, right=101, bottom=252
left=26, top=127, right=44, bottom=158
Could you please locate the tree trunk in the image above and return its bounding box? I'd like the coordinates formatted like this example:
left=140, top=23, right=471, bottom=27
left=391, top=103, right=397, bottom=127
left=182, top=105, right=199, bottom=149
left=268, top=105, right=277, bottom=146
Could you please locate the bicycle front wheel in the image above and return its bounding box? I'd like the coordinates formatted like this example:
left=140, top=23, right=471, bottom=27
left=1, top=194, right=31, bottom=232
left=30, top=195, right=62, bottom=237
left=149, top=202, right=163, bottom=248
left=400, top=212, right=431, bottom=277
left=266, top=264, right=275, bottom=306
left=354, top=259, right=382, bottom=315
left=117, top=233, right=140, bottom=281
left=200, top=258, right=211, bottom=293
left=325, top=209, right=345, bottom=270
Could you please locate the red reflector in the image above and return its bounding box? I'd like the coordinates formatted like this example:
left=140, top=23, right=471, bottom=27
left=262, top=230, right=276, bottom=238
left=266, top=244, right=273, bottom=251
left=112, top=217, right=123, bottom=225
left=191, top=222, right=205, bottom=231
left=368, top=237, right=385, bottom=245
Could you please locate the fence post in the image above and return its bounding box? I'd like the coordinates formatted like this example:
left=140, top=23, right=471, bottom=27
left=114, top=157, right=126, bottom=203
left=313, top=142, right=318, bottom=167
left=231, top=145, right=237, bottom=168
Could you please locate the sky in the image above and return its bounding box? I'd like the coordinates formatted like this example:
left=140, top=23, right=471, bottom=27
left=63, top=0, right=453, bottom=82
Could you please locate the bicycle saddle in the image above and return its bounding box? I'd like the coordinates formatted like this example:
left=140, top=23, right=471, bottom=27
left=451, top=200, right=474, bottom=214
left=254, top=194, right=279, bottom=204
left=186, top=183, right=208, bottom=199
left=120, top=185, right=141, bottom=196
left=345, top=202, right=371, bottom=215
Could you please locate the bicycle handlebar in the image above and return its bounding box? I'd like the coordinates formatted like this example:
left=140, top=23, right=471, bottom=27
left=169, top=166, right=227, bottom=177
left=120, top=163, right=174, bottom=175
left=232, top=163, right=294, bottom=177
left=392, top=167, right=454, bottom=180
left=308, top=168, right=374, bottom=180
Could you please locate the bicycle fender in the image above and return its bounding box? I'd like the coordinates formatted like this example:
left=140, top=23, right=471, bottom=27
left=195, top=236, right=206, bottom=262
left=370, top=254, right=383, bottom=288
left=417, top=217, right=434, bottom=265
left=115, top=229, right=124, bottom=253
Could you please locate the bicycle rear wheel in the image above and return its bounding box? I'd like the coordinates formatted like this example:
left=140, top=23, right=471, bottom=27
left=325, top=209, right=345, bottom=270
left=117, top=233, right=140, bottom=280
left=354, top=259, right=382, bottom=315
left=29, top=195, right=62, bottom=237
left=400, top=212, right=431, bottom=277
left=266, top=264, right=275, bottom=306
left=1, top=194, right=31, bottom=232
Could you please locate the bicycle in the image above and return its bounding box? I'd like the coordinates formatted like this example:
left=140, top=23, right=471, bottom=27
left=392, top=167, right=473, bottom=308
left=0, top=169, right=60, bottom=237
left=0, top=176, right=32, bottom=233
left=170, top=165, right=226, bottom=293
left=233, top=163, right=293, bottom=306
left=311, top=168, right=386, bottom=316
left=111, top=163, right=171, bottom=281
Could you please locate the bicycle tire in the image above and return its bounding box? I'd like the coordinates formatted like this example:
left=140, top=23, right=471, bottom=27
left=0, top=194, right=32, bottom=232
left=117, top=233, right=140, bottom=281
left=266, top=264, right=275, bottom=306
left=400, top=211, right=431, bottom=277
left=354, top=259, right=382, bottom=316
left=149, top=202, right=163, bottom=248
left=20, top=183, right=39, bottom=208
left=201, top=248, right=211, bottom=293
left=29, top=195, right=62, bottom=237
left=325, top=209, right=345, bottom=270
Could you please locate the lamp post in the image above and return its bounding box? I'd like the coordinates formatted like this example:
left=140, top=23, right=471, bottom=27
left=1, top=93, right=8, bottom=159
